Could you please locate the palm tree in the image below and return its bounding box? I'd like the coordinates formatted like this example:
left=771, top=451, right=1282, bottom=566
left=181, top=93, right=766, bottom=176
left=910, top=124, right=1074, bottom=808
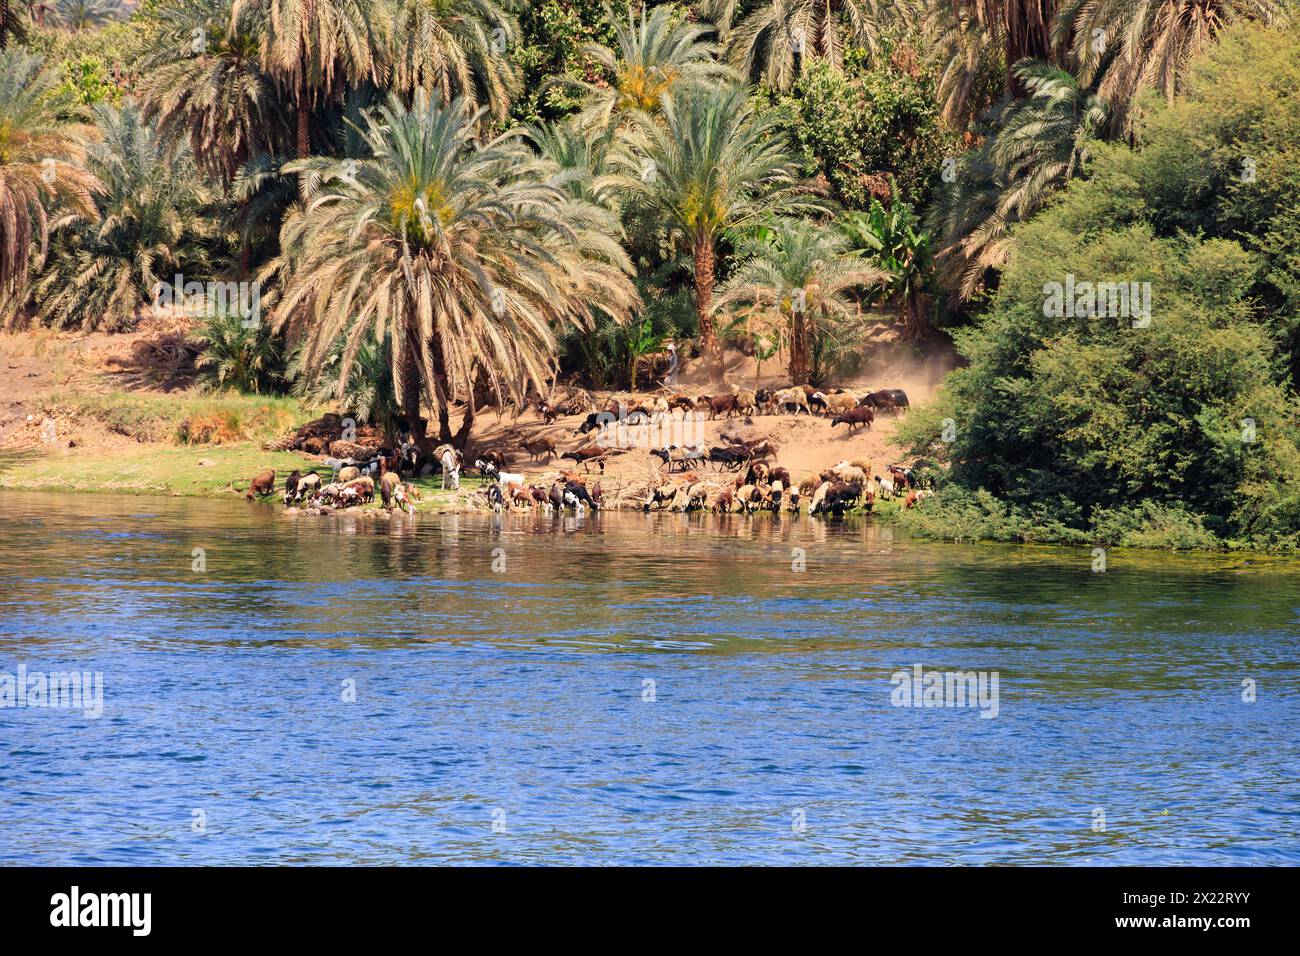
left=920, top=0, right=1060, bottom=123
left=527, top=116, right=627, bottom=212
left=267, top=93, right=638, bottom=444
left=1055, top=0, right=1285, bottom=131
left=196, top=309, right=282, bottom=393
left=624, top=83, right=824, bottom=366
left=715, top=218, right=886, bottom=384
left=50, top=0, right=119, bottom=29
left=138, top=0, right=291, bottom=188
left=929, top=60, right=1106, bottom=299
left=388, top=0, right=520, bottom=122
left=231, top=0, right=388, bottom=157
left=0, top=51, right=100, bottom=327
left=559, top=2, right=733, bottom=128
left=33, top=102, right=215, bottom=330
left=704, top=0, right=895, bottom=91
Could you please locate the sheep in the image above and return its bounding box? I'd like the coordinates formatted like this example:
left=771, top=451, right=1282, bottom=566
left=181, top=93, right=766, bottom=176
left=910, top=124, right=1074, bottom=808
left=742, top=460, right=770, bottom=486
left=797, top=474, right=820, bottom=501
left=831, top=463, right=868, bottom=484
left=729, top=385, right=757, bottom=416
left=337, top=465, right=361, bottom=484
left=342, top=475, right=375, bottom=503
left=825, top=392, right=858, bottom=415
left=766, top=479, right=785, bottom=512
left=735, top=483, right=764, bottom=514
left=809, top=480, right=832, bottom=514
left=245, top=469, right=276, bottom=501
left=772, top=386, right=811, bottom=415
left=811, top=479, right=865, bottom=516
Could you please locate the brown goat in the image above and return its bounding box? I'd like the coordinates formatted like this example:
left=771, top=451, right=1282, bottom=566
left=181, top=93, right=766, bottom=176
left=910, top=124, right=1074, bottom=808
left=245, top=469, right=276, bottom=501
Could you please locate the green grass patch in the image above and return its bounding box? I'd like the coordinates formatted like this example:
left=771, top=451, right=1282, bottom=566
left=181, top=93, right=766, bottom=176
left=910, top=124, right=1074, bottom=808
left=0, top=441, right=493, bottom=509
left=44, top=390, right=316, bottom=445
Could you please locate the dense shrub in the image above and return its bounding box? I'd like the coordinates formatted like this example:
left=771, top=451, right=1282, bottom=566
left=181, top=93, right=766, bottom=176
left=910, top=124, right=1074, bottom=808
left=898, top=24, right=1300, bottom=549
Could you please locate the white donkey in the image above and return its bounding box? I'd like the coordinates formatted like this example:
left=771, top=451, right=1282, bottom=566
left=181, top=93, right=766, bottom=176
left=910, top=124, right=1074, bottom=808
left=435, top=444, right=460, bottom=490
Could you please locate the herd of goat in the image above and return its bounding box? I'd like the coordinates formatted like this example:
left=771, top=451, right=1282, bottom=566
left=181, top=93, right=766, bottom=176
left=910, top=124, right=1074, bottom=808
left=549, top=384, right=910, bottom=432
left=240, top=381, right=927, bottom=517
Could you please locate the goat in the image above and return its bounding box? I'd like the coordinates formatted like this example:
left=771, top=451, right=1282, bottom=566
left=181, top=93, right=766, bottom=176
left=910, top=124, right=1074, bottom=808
left=283, top=470, right=302, bottom=504
left=697, top=393, right=739, bottom=419
left=380, top=471, right=402, bottom=510
left=561, top=444, right=608, bottom=473
left=830, top=406, right=874, bottom=434
left=245, top=469, right=276, bottom=501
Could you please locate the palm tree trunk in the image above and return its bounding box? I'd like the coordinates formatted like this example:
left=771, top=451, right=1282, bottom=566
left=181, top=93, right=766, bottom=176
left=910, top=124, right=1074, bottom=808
left=296, top=86, right=310, bottom=158
left=453, top=395, right=476, bottom=449
left=693, top=234, right=720, bottom=369
left=296, top=50, right=311, bottom=158
left=788, top=309, right=811, bottom=386
left=1, top=0, right=9, bottom=51
left=1004, top=1, right=1057, bottom=96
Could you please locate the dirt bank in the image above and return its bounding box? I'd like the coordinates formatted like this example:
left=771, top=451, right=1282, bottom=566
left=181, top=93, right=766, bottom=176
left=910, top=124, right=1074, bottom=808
left=0, top=321, right=958, bottom=509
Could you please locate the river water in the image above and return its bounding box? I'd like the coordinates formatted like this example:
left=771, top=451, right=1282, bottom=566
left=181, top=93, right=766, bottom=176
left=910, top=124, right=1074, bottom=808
left=0, top=491, right=1296, bottom=865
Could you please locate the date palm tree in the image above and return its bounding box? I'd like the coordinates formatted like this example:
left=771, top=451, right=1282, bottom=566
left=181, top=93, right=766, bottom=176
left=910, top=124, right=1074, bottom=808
left=920, top=0, right=1059, bottom=123
left=50, top=0, right=120, bottom=30
left=559, top=2, right=732, bottom=128
left=624, top=83, right=825, bottom=366
left=703, top=0, right=894, bottom=91
left=231, top=0, right=388, bottom=157
left=929, top=61, right=1106, bottom=300
left=32, top=102, right=215, bottom=330
left=388, top=0, right=520, bottom=122
left=0, top=51, right=100, bottom=327
left=267, top=93, right=638, bottom=444
left=715, top=218, right=887, bottom=384
left=138, top=0, right=291, bottom=188
left=1055, top=0, right=1285, bottom=131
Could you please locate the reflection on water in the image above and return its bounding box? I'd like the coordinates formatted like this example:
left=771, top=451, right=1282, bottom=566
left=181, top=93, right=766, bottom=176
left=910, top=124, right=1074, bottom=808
left=0, top=491, right=1297, bottom=865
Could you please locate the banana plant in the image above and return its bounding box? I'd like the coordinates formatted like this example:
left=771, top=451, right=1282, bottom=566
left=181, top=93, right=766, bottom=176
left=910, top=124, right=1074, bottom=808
left=840, top=186, right=936, bottom=341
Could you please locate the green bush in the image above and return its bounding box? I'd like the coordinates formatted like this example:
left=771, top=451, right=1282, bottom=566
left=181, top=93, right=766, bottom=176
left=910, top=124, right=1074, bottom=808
left=760, top=46, right=962, bottom=210
left=898, top=22, right=1300, bottom=549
